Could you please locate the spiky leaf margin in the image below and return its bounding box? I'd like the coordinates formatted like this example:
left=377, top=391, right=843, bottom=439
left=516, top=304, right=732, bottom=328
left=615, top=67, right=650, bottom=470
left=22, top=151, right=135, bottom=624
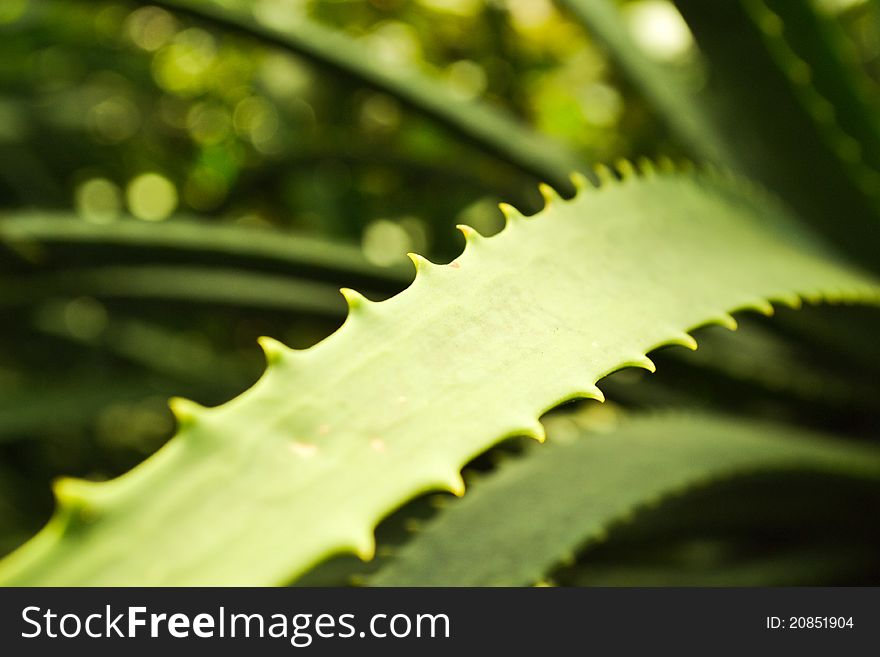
left=369, top=411, right=880, bottom=586
left=1, top=165, right=878, bottom=585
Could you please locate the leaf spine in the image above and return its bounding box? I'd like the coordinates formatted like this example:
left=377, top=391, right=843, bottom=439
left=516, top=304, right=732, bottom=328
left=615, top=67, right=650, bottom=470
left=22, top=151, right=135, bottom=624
left=626, top=355, right=657, bottom=373
left=257, top=336, right=290, bottom=366
left=572, top=384, right=605, bottom=403
left=406, top=252, right=434, bottom=275
left=593, top=163, right=616, bottom=186
left=636, top=157, right=656, bottom=176
left=710, top=312, right=739, bottom=331
left=656, top=155, right=676, bottom=173
left=351, top=532, right=376, bottom=562
left=53, top=477, right=104, bottom=522
left=746, top=299, right=775, bottom=316
left=569, top=171, right=590, bottom=191
left=168, top=396, right=205, bottom=428
left=615, top=159, right=636, bottom=180
left=340, top=287, right=369, bottom=312
left=455, top=223, right=482, bottom=247
left=497, top=202, right=521, bottom=227
left=445, top=472, right=466, bottom=497
left=773, top=293, right=802, bottom=309
left=519, top=418, right=547, bottom=443
left=538, top=183, right=558, bottom=206
left=666, top=332, right=698, bottom=351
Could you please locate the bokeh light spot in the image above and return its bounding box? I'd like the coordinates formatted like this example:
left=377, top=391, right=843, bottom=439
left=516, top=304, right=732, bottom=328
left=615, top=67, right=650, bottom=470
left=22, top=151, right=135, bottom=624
left=62, top=297, right=108, bottom=341
left=578, top=82, right=623, bottom=128
left=125, top=6, right=177, bottom=52
left=624, top=0, right=694, bottom=63
left=126, top=173, right=178, bottom=221
left=233, top=96, right=280, bottom=151
left=87, top=96, right=141, bottom=143
left=152, top=28, right=217, bottom=96
left=76, top=177, right=122, bottom=224
left=187, top=102, right=232, bottom=145
left=362, top=219, right=413, bottom=267
left=445, top=60, right=487, bottom=101
left=359, top=93, right=401, bottom=134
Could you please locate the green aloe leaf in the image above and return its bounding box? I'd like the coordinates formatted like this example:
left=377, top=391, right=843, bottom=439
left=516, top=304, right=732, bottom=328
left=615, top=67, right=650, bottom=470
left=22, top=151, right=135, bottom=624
left=1, top=166, right=878, bottom=585
left=0, top=214, right=409, bottom=290
left=0, top=266, right=347, bottom=316
left=369, top=412, right=880, bottom=586
left=757, top=0, right=880, bottom=178
left=137, top=0, right=586, bottom=191
left=674, top=0, right=880, bottom=269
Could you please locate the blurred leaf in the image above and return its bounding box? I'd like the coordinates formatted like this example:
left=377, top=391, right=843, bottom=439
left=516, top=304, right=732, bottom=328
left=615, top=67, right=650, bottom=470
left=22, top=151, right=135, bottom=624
left=141, top=0, right=587, bottom=191
left=675, top=0, right=880, bottom=270
left=369, top=412, right=880, bottom=585
left=0, top=213, right=409, bottom=289
left=0, top=265, right=348, bottom=316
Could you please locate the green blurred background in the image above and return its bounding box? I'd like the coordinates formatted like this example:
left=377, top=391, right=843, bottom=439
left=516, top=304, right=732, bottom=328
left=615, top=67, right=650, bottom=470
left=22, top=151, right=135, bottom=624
left=2, top=0, right=880, bottom=583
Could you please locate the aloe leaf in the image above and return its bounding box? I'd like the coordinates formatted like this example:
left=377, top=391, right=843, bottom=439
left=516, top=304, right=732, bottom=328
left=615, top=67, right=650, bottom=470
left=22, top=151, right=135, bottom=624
left=370, top=412, right=880, bottom=586
left=1, top=167, right=878, bottom=585
left=137, top=0, right=586, bottom=191
left=0, top=214, right=409, bottom=289
left=0, top=266, right=347, bottom=316
left=0, top=373, right=169, bottom=443
left=667, top=320, right=880, bottom=406
left=555, top=0, right=729, bottom=164
left=758, top=0, right=880, bottom=179
left=32, top=310, right=251, bottom=390
left=674, top=0, right=880, bottom=269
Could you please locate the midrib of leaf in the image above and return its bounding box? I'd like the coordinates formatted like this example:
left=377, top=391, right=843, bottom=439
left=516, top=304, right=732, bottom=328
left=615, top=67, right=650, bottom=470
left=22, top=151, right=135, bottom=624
left=1, top=166, right=878, bottom=585
left=368, top=412, right=880, bottom=586
left=133, top=0, right=586, bottom=191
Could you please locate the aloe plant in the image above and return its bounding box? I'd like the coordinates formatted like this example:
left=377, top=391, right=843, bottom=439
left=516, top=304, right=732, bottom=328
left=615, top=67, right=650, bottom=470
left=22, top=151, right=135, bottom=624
left=1, top=0, right=879, bottom=586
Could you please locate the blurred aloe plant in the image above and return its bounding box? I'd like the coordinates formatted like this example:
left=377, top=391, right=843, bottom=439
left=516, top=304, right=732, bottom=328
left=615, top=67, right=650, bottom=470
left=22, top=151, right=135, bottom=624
left=1, top=0, right=880, bottom=585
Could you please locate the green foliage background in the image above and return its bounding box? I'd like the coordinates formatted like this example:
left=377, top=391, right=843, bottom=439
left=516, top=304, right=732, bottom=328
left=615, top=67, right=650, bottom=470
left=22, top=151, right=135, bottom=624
left=1, top=0, right=880, bottom=585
